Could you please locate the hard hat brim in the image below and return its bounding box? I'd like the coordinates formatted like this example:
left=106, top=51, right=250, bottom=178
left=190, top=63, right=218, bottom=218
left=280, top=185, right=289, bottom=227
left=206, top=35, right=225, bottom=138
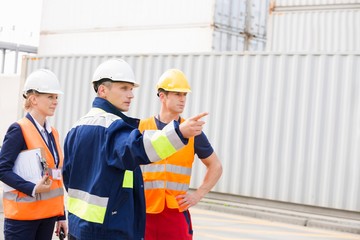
left=36, top=90, right=64, bottom=95
left=159, top=88, right=191, bottom=93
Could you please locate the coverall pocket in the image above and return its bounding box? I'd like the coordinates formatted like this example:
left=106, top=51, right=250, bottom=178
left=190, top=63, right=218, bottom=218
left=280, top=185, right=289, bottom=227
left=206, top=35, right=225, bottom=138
left=105, top=188, right=133, bottom=232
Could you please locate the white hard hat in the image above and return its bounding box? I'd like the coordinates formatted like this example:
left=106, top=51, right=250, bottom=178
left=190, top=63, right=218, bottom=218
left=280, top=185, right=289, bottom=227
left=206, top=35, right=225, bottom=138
left=92, top=59, right=139, bottom=87
left=23, top=69, right=63, bottom=95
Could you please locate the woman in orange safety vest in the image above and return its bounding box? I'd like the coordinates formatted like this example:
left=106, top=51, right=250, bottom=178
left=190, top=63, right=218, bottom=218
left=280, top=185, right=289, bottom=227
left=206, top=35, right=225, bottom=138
left=0, top=69, right=67, bottom=240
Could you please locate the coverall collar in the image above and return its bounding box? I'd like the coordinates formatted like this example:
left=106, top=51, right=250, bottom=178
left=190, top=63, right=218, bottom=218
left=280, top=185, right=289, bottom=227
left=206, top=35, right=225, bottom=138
left=92, top=97, right=140, bottom=128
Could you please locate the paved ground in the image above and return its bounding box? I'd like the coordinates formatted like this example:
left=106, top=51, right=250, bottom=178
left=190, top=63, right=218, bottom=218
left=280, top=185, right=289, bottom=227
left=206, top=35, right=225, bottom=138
left=0, top=207, right=357, bottom=240
left=0, top=187, right=358, bottom=240
left=191, top=207, right=360, bottom=240
left=0, top=205, right=357, bottom=240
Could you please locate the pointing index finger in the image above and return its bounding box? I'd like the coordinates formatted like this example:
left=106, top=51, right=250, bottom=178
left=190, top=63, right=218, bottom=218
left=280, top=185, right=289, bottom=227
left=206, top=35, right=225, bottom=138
left=190, top=112, right=208, bottom=121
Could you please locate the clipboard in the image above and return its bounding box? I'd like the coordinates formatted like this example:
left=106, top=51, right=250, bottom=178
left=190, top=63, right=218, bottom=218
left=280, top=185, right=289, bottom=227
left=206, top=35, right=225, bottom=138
left=2, top=148, right=44, bottom=192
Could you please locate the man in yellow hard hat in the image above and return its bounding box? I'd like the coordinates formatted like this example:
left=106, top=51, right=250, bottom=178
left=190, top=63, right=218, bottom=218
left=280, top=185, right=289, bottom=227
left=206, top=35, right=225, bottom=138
left=139, top=69, right=223, bottom=240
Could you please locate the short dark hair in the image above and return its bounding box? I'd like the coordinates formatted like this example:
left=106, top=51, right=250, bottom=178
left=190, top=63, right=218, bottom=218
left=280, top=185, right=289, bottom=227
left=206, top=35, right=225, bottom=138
left=157, top=88, right=169, bottom=97
left=93, top=78, right=113, bottom=92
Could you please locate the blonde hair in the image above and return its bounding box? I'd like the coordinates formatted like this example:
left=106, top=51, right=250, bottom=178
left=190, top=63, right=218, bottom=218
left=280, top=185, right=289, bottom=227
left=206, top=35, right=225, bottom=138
left=23, top=91, right=39, bottom=110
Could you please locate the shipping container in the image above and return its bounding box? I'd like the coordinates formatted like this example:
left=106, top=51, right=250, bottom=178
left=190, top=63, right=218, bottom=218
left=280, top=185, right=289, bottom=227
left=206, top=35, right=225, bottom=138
left=212, top=29, right=266, bottom=52
left=39, top=28, right=214, bottom=55
left=267, top=7, right=360, bottom=52
left=214, top=0, right=268, bottom=37
left=21, top=53, right=360, bottom=214
left=39, top=0, right=269, bottom=54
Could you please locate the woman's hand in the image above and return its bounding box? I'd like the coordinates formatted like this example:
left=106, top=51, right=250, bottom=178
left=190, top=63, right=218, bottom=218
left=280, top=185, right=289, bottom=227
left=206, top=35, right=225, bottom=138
left=34, top=174, right=52, bottom=193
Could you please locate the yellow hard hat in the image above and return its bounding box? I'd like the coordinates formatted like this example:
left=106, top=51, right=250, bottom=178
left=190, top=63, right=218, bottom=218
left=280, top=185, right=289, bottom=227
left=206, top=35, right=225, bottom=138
left=156, top=69, right=191, bottom=93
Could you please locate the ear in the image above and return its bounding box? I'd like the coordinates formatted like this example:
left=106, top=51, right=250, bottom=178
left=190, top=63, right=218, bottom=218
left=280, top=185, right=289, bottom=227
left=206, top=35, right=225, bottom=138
left=158, top=92, right=166, bottom=99
left=97, top=84, right=107, bottom=98
left=28, top=95, right=37, bottom=105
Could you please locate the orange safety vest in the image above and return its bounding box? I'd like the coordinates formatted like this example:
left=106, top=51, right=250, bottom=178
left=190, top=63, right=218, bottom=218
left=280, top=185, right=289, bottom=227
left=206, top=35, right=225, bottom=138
left=2, top=117, right=65, bottom=220
left=139, top=117, right=194, bottom=213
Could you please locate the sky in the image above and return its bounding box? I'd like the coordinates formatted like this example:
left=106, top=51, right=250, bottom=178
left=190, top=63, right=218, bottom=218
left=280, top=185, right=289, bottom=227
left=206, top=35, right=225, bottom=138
left=0, top=0, right=43, bottom=46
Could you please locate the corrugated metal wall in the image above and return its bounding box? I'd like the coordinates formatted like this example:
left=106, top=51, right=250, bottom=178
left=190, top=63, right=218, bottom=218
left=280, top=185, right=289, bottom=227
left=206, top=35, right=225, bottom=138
left=267, top=2, right=360, bottom=52
left=22, top=53, right=360, bottom=212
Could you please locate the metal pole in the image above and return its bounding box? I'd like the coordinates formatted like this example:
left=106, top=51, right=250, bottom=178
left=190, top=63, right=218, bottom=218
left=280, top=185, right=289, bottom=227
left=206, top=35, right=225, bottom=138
left=244, top=0, right=252, bottom=51
left=1, top=49, right=5, bottom=73
left=14, top=46, right=19, bottom=73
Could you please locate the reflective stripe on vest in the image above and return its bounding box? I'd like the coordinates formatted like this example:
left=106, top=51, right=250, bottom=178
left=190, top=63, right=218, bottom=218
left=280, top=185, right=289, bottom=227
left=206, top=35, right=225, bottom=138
left=4, top=187, right=64, bottom=202
left=143, top=181, right=190, bottom=192
left=2, top=117, right=65, bottom=220
left=67, top=170, right=134, bottom=224
left=140, top=164, right=192, bottom=191
left=140, top=164, right=192, bottom=192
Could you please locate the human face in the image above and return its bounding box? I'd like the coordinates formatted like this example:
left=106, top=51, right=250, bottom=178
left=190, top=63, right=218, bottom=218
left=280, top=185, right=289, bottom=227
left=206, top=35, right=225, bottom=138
left=32, top=93, right=59, bottom=117
left=102, top=82, right=134, bottom=112
left=162, top=91, right=187, bottom=114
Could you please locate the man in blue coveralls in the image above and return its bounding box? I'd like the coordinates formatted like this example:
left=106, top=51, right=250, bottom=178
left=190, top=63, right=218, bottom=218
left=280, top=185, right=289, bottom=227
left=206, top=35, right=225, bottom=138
left=62, top=59, right=207, bottom=240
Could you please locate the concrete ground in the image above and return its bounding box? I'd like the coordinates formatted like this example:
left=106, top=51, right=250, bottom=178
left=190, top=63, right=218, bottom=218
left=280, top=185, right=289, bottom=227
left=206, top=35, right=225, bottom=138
left=191, top=207, right=360, bottom=240
left=0, top=205, right=357, bottom=240
left=195, top=197, right=360, bottom=235
left=0, top=189, right=359, bottom=239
